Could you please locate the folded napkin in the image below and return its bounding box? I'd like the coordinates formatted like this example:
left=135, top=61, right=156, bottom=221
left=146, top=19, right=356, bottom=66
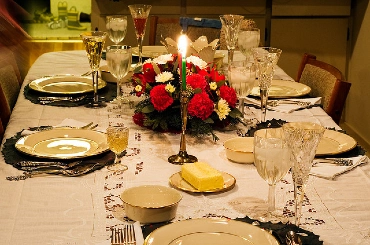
left=21, top=118, right=102, bottom=136
left=310, top=155, right=369, bottom=180
left=245, top=97, right=322, bottom=113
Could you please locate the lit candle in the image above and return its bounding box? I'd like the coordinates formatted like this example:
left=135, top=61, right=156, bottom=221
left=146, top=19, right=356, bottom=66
left=178, top=34, right=187, bottom=90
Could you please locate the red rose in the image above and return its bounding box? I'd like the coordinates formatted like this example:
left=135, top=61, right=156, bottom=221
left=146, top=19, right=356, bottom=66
left=210, top=68, right=226, bottom=82
left=133, top=112, right=145, bottom=127
left=219, top=85, right=237, bottom=108
left=186, top=73, right=208, bottom=91
left=150, top=84, right=174, bottom=111
left=188, top=92, right=214, bottom=120
left=143, top=62, right=157, bottom=83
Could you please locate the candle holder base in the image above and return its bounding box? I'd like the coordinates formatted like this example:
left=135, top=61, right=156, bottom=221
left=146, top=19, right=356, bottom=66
left=168, top=151, right=197, bottom=165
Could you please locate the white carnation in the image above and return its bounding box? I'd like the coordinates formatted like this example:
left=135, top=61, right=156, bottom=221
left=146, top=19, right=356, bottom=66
left=186, top=55, right=207, bottom=69
left=215, top=98, right=231, bottom=120
left=155, top=71, right=174, bottom=83
left=153, top=54, right=173, bottom=64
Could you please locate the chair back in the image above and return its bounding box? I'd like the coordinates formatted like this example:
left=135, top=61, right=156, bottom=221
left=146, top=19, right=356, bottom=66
left=0, top=118, right=4, bottom=142
left=180, top=17, right=222, bottom=43
left=149, top=16, right=182, bottom=45
left=0, top=84, right=11, bottom=128
left=297, top=53, right=351, bottom=124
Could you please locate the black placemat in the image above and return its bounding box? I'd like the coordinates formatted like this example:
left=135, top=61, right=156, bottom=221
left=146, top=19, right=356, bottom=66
left=141, top=216, right=323, bottom=245
left=24, top=82, right=117, bottom=107
left=1, top=127, right=115, bottom=175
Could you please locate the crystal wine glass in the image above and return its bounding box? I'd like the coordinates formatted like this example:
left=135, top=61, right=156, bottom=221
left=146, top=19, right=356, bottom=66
left=237, top=28, right=260, bottom=62
left=128, top=4, right=152, bottom=67
left=106, top=15, right=128, bottom=44
left=254, top=128, right=291, bottom=222
left=219, top=14, right=244, bottom=70
left=106, top=45, right=132, bottom=107
left=252, top=47, right=282, bottom=122
left=107, top=126, right=130, bottom=171
left=282, top=122, right=325, bottom=226
left=228, top=60, right=256, bottom=115
left=80, top=31, right=107, bottom=108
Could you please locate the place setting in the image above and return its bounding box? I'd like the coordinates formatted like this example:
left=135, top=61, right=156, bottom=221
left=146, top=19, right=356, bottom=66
left=2, top=118, right=115, bottom=181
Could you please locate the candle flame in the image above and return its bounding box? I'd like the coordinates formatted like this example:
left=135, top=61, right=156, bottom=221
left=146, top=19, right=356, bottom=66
left=178, top=34, right=187, bottom=56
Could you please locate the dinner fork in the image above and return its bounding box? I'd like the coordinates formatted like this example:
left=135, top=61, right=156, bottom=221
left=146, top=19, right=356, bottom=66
left=124, top=224, right=136, bottom=245
left=111, top=227, right=125, bottom=245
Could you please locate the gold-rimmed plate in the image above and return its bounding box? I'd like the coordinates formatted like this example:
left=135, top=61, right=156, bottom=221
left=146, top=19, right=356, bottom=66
left=169, top=171, right=236, bottom=193
left=316, top=129, right=357, bottom=156
left=250, top=80, right=311, bottom=98
left=29, top=75, right=106, bottom=94
left=144, top=218, right=280, bottom=245
left=132, top=46, right=168, bottom=58
left=15, top=128, right=109, bottom=159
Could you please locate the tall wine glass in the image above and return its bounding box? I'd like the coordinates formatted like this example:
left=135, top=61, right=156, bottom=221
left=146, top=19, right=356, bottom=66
left=128, top=4, right=152, bottom=67
left=254, top=128, right=291, bottom=222
left=81, top=31, right=107, bottom=108
left=107, top=126, right=130, bottom=171
left=219, top=14, right=244, bottom=70
left=238, top=28, right=260, bottom=62
left=282, top=122, right=325, bottom=226
left=228, top=61, right=256, bottom=115
left=106, top=45, right=132, bottom=107
left=252, top=47, right=282, bottom=122
left=106, top=15, right=128, bottom=44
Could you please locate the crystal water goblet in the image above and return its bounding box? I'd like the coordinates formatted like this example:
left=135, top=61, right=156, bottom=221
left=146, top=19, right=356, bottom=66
left=254, top=128, right=291, bottom=222
left=106, top=45, right=132, bottom=107
left=128, top=4, right=152, bottom=67
left=106, top=15, right=128, bottom=44
left=238, top=28, right=260, bottom=62
left=107, top=126, right=129, bottom=171
left=220, top=14, right=244, bottom=69
left=228, top=60, right=256, bottom=115
left=80, top=31, right=107, bottom=108
left=252, top=47, right=282, bottom=122
left=282, top=122, right=325, bottom=226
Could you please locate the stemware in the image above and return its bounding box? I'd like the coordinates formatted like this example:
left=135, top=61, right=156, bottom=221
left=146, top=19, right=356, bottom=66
left=128, top=4, right=152, bottom=67
left=106, top=45, right=132, bottom=107
left=228, top=60, right=256, bottom=115
left=107, top=126, right=130, bottom=171
left=219, top=14, right=244, bottom=69
left=252, top=47, right=282, bottom=122
left=254, top=128, right=291, bottom=222
left=80, top=31, right=107, bottom=108
left=282, top=122, right=325, bottom=226
left=237, top=28, right=260, bottom=62
left=106, top=15, right=128, bottom=44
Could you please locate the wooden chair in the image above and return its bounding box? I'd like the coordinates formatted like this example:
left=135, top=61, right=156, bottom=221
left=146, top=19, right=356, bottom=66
left=0, top=117, right=4, bottom=142
left=0, top=84, right=11, bottom=129
left=180, top=17, right=222, bottom=42
left=296, top=53, right=351, bottom=124
left=149, top=16, right=182, bottom=45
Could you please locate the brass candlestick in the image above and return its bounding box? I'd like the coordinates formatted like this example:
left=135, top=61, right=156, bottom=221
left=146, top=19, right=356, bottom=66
left=168, top=91, right=197, bottom=164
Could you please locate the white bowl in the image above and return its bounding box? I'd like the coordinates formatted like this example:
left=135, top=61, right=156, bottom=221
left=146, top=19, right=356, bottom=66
left=99, top=65, right=117, bottom=83
left=223, top=137, right=254, bottom=164
left=120, top=185, right=182, bottom=224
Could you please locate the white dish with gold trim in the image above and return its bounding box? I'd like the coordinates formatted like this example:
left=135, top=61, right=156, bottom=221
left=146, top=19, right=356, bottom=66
left=132, top=46, right=168, bottom=58
left=250, top=80, right=311, bottom=98
left=316, top=129, right=357, bottom=156
left=144, top=218, right=280, bottom=245
left=29, top=75, right=106, bottom=94
left=15, top=128, right=109, bottom=159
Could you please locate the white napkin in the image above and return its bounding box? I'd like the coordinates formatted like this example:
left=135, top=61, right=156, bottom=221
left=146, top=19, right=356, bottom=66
left=21, top=118, right=99, bottom=136
left=310, top=155, right=369, bottom=180
left=244, top=97, right=322, bottom=113
left=134, top=221, right=145, bottom=245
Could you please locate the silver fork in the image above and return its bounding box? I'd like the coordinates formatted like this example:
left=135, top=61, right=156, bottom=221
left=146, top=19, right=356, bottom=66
left=124, top=224, right=136, bottom=245
left=268, top=100, right=311, bottom=107
left=111, top=227, right=125, bottom=245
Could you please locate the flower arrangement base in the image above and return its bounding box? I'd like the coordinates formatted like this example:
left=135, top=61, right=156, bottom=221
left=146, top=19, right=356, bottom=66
left=168, top=150, right=197, bottom=165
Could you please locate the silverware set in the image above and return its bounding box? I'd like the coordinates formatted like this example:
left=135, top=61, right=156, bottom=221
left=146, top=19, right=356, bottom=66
left=38, top=95, right=87, bottom=104
left=111, top=224, right=136, bottom=245
left=268, top=100, right=312, bottom=107
left=313, top=158, right=353, bottom=166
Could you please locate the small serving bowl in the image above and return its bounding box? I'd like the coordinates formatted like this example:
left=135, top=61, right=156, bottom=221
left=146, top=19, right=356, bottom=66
left=223, top=137, right=254, bottom=164
left=120, top=185, right=182, bottom=224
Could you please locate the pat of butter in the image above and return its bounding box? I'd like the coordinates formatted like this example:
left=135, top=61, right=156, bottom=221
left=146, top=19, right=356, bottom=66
left=181, top=162, right=224, bottom=191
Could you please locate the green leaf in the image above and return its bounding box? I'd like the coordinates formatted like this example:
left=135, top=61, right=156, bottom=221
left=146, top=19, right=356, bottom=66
left=217, top=80, right=226, bottom=87
left=193, top=88, right=202, bottom=94
left=203, top=118, right=214, bottom=124
left=229, top=108, right=243, bottom=118
left=142, top=104, right=155, bottom=113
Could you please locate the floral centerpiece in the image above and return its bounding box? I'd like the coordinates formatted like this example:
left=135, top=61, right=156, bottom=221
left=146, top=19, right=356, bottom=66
left=131, top=54, right=242, bottom=141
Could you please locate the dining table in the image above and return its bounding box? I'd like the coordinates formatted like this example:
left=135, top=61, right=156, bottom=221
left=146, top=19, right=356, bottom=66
left=0, top=49, right=370, bottom=245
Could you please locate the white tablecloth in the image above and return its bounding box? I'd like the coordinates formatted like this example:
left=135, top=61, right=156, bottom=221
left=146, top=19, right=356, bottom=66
left=1, top=50, right=370, bottom=244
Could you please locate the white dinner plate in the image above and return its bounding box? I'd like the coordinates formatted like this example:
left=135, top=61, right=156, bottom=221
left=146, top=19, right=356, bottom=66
left=29, top=75, right=106, bottom=94
left=132, top=46, right=168, bottom=58
left=144, top=218, right=280, bottom=245
left=169, top=171, right=236, bottom=193
left=15, top=128, right=109, bottom=159
left=250, top=80, right=311, bottom=98
left=316, top=129, right=357, bottom=156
